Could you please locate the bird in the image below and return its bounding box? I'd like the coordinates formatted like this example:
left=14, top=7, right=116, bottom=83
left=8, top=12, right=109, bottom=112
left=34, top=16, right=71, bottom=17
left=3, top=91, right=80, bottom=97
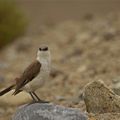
left=0, top=46, right=51, bottom=103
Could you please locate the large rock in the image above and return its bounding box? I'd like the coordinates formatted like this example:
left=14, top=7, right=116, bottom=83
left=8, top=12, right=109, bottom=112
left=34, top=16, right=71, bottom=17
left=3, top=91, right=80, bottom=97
left=12, top=103, right=87, bottom=120
left=84, top=80, right=120, bottom=113
left=111, top=78, right=120, bottom=96
left=89, top=113, right=120, bottom=120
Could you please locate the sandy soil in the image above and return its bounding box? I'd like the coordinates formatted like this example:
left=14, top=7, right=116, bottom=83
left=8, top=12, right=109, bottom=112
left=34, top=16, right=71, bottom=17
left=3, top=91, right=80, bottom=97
left=0, top=1, right=120, bottom=120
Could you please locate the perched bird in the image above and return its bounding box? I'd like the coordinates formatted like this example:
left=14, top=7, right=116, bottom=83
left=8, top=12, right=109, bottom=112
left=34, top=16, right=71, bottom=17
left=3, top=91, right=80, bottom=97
left=0, top=46, right=51, bottom=102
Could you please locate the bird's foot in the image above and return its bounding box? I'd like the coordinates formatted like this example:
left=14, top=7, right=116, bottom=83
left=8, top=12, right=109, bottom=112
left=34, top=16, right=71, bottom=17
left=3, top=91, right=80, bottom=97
left=28, top=100, right=49, bottom=105
left=36, top=99, right=50, bottom=103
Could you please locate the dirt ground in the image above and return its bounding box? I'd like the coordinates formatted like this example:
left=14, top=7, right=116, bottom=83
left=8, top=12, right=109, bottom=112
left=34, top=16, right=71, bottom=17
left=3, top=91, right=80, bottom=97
left=0, top=1, right=120, bottom=120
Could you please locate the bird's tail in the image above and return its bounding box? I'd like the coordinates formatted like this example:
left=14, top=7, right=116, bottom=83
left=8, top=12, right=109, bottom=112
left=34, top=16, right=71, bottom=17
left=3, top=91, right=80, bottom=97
left=0, top=85, right=15, bottom=96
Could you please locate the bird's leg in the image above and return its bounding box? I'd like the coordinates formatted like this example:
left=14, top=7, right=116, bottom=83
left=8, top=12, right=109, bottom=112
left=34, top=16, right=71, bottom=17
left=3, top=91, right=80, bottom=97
left=32, top=92, right=41, bottom=101
left=32, top=91, right=49, bottom=103
left=29, top=92, right=37, bottom=102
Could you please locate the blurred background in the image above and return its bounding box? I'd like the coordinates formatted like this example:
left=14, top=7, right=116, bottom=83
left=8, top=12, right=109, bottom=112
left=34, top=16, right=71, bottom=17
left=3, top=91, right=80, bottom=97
left=0, top=0, right=120, bottom=119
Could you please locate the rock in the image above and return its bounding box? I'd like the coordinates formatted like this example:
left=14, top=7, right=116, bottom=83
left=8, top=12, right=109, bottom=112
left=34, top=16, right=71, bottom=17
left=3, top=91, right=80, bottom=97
left=12, top=103, right=87, bottom=120
left=89, top=113, right=120, bottom=120
left=111, top=78, right=120, bottom=96
left=84, top=80, right=120, bottom=113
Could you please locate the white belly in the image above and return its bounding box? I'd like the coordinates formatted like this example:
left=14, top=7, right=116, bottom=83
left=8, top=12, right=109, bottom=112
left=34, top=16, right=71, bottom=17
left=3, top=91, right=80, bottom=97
left=23, top=61, right=50, bottom=92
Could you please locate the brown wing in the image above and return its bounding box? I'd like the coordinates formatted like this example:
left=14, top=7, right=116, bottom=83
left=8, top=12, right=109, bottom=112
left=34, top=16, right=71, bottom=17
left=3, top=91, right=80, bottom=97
left=13, top=60, right=41, bottom=95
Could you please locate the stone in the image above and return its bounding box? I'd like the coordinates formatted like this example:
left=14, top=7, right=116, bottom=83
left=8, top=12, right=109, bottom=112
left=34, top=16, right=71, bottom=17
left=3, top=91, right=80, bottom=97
left=89, top=113, right=120, bottom=120
left=111, top=78, right=120, bottom=96
left=84, top=80, right=120, bottom=113
left=12, top=103, right=87, bottom=120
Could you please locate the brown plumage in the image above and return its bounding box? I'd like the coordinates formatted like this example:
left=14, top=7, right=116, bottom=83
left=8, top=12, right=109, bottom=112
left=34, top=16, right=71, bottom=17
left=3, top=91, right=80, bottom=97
left=0, top=60, right=41, bottom=96
left=13, top=60, right=41, bottom=95
left=0, top=85, right=15, bottom=96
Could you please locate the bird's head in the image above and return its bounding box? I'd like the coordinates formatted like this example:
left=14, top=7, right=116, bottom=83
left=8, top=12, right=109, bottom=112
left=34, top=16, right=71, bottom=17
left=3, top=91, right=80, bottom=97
left=37, top=46, right=51, bottom=62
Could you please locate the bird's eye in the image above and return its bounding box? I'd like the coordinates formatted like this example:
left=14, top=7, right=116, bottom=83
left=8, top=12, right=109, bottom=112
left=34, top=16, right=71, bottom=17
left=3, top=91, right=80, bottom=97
left=39, top=48, right=42, bottom=51
left=39, top=47, right=48, bottom=51
left=43, top=47, right=48, bottom=51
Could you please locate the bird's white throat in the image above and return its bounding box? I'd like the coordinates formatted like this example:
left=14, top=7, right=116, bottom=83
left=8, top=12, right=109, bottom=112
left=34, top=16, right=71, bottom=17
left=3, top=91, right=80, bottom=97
left=37, top=50, right=51, bottom=72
